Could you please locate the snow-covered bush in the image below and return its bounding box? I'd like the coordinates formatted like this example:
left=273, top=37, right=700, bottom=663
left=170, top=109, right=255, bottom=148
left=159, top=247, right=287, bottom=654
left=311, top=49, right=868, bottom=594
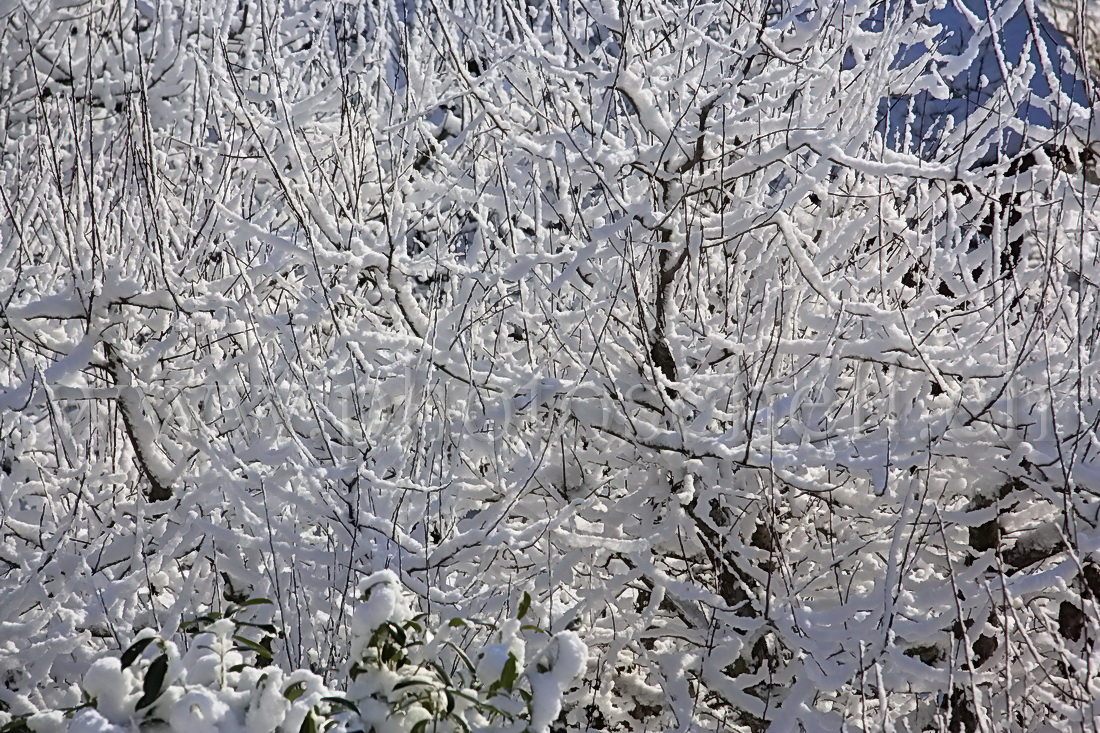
left=2, top=0, right=1100, bottom=729
left=0, top=571, right=585, bottom=733
left=344, top=571, right=586, bottom=733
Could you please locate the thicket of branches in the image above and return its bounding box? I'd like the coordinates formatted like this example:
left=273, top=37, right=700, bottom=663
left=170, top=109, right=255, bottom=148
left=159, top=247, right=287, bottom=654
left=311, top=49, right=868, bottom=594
left=1040, top=0, right=1100, bottom=78
left=2, top=0, right=1100, bottom=730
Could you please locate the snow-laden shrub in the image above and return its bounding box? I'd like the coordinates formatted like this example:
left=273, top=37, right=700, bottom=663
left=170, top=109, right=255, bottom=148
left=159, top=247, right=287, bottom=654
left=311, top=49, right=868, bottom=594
left=344, top=570, right=586, bottom=733
left=0, top=571, right=586, bottom=733
left=3, top=0, right=1100, bottom=728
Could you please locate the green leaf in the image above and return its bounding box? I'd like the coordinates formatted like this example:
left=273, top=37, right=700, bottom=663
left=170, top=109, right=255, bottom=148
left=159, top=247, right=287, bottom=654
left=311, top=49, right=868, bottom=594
left=135, top=655, right=169, bottom=710
left=259, top=636, right=276, bottom=665
left=237, top=597, right=274, bottom=608
left=448, top=689, right=483, bottom=707
left=321, top=696, right=360, bottom=715
left=442, top=641, right=475, bottom=673
left=410, top=720, right=430, bottom=733
left=448, top=616, right=496, bottom=630
left=120, top=637, right=157, bottom=670
left=235, top=621, right=279, bottom=634
left=499, top=653, right=519, bottom=690
left=391, top=693, right=424, bottom=713
left=299, top=712, right=318, bottom=733
left=63, top=702, right=94, bottom=718
left=520, top=624, right=549, bottom=635
left=385, top=621, right=407, bottom=646
left=427, top=660, right=453, bottom=687
left=392, top=679, right=434, bottom=691
left=517, top=591, right=531, bottom=620
left=181, top=614, right=217, bottom=631
left=0, top=715, right=32, bottom=732
left=233, top=634, right=274, bottom=660
left=284, top=681, right=307, bottom=702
